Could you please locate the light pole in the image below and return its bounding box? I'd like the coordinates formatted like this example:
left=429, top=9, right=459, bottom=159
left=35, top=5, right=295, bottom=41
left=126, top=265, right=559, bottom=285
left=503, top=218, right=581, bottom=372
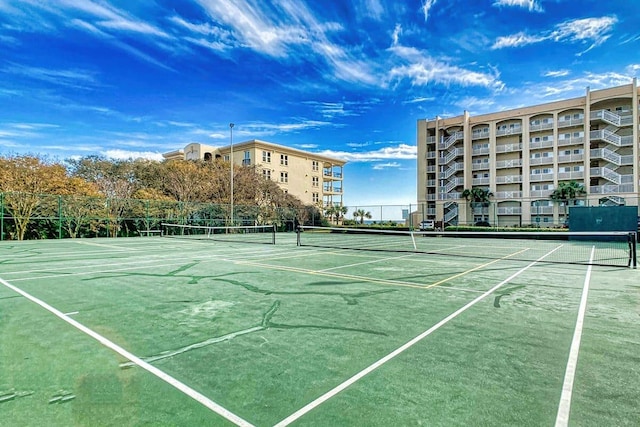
left=229, top=123, right=234, bottom=225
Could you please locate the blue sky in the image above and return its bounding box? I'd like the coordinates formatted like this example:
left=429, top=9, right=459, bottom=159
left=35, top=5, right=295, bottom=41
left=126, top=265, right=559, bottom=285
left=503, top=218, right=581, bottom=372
left=1, top=0, right=639, bottom=208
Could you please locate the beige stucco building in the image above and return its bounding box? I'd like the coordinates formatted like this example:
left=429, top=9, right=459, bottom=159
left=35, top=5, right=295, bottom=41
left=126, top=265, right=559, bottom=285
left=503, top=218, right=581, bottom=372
left=163, top=139, right=345, bottom=207
left=417, top=80, right=640, bottom=227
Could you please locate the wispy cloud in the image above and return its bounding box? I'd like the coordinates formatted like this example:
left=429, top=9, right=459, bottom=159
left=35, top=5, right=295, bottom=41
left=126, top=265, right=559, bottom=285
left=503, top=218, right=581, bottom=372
left=102, top=149, right=163, bottom=161
left=373, top=162, right=401, bottom=170
left=402, top=96, right=436, bottom=104
left=492, top=16, right=618, bottom=54
left=543, top=69, right=570, bottom=77
left=317, top=143, right=417, bottom=162
left=2, top=64, right=99, bottom=89
left=493, top=0, right=543, bottom=13
left=421, top=0, right=438, bottom=22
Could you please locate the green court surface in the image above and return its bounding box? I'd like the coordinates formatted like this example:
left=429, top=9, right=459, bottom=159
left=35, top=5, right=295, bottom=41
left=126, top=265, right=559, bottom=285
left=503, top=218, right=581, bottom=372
left=0, top=233, right=638, bottom=426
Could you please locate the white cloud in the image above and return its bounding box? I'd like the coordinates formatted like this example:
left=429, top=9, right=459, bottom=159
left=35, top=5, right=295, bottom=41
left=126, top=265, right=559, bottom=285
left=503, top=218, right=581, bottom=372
left=543, top=69, right=570, bottom=77
left=421, top=0, right=438, bottom=22
left=373, top=162, right=401, bottom=170
left=492, top=0, right=543, bottom=12
left=492, top=32, right=546, bottom=49
left=317, top=143, right=417, bottom=162
left=102, top=149, right=163, bottom=161
left=402, top=96, right=436, bottom=104
left=492, top=16, right=618, bottom=54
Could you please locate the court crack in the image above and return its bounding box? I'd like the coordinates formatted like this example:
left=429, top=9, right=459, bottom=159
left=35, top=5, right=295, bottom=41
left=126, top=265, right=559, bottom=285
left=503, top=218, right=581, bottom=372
left=120, top=299, right=386, bottom=369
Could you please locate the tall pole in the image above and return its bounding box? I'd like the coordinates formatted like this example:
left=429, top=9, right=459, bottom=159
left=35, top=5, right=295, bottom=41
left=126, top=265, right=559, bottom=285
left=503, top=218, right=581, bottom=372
left=230, top=123, right=234, bottom=225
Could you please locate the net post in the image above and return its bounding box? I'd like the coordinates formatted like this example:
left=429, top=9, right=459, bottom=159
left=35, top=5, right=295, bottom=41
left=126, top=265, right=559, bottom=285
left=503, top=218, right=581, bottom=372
left=632, top=232, right=637, bottom=269
left=272, top=224, right=276, bottom=245
left=296, top=227, right=301, bottom=246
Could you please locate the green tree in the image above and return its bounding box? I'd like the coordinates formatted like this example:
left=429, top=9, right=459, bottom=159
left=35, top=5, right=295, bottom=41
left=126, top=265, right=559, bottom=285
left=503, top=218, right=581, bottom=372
left=353, top=208, right=372, bottom=225
left=550, top=180, right=586, bottom=224
left=461, top=187, right=493, bottom=224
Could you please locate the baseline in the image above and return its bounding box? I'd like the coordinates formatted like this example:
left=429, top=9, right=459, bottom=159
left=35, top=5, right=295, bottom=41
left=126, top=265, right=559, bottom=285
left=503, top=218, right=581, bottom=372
left=0, top=276, right=255, bottom=427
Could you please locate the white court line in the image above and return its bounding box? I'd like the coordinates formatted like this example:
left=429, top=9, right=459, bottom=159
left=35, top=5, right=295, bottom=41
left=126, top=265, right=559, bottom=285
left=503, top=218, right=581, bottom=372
left=274, top=245, right=563, bottom=427
left=555, top=246, right=595, bottom=427
left=318, top=253, right=418, bottom=272
left=0, top=276, right=255, bottom=427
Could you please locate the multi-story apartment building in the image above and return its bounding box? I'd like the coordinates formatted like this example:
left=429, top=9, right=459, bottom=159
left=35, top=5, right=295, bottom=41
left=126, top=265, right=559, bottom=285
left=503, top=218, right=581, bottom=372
left=163, top=139, right=345, bottom=207
left=417, top=80, right=639, bottom=227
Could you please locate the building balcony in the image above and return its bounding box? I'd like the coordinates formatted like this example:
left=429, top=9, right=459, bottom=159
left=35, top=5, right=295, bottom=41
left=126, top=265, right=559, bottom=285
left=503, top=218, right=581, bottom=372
left=495, top=191, right=523, bottom=199
left=529, top=139, right=554, bottom=149
left=530, top=189, right=554, bottom=197
left=530, top=173, right=554, bottom=182
left=472, top=177, right=490, bottom=186
left=472, top=162, right=490, bottom=171
left=439, top=192, right=462, bottom=200
left=472, top=128, right=490, bottom=140
left=496, top=159, right=522, bottom=169
left=496, top=126, right=522, bottom=136
left=529, top=157, right=554, bottom=166
left=472, top=146, right=490, bottom=155
left=529, top=122, right=554, bottom=132
left=557, top=117, right=584, bottom=128
left=497, top=206, right=523, bottom=215
left=558, top=153, right=584, bottom=163
left=558, top=171, right=584, bottom=180
left=496, top=175, right=522, bottom=184
left=557, top=136, right=584, bottom=146
left=590, top=184, right=635, bottom=194
left=496, top=143, right=522, bottom=153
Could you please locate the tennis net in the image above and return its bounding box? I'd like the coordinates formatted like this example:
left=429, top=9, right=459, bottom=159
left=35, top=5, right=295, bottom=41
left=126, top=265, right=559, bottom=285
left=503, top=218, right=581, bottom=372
left=297, top=226, right=637, bottom=268
left=162, top=223, right=276, bottom=245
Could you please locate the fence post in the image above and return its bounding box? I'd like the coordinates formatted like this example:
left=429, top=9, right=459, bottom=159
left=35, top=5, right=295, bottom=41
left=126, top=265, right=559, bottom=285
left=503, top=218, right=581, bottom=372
left=0, top=192, right=3, bottom=241
left=58, top=195, right=62, bottom=239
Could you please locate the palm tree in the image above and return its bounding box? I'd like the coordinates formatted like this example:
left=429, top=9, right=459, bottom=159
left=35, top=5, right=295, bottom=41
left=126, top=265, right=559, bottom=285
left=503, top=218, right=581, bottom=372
left=461, top=187, right=493, bottom=224
left=324, top=205, right=348, bottom=224
left=550, top=180, right=586, bottom=225
left=353, top=208, right=372, bottom=225
left=336, top=205, right=348, bottom=224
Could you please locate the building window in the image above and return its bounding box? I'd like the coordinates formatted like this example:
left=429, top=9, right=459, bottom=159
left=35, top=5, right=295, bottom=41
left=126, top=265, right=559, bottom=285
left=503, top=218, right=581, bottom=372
left=312, top=192, right=319, bottom=203
left=280, top=154, right=288, bottom=166
left=242, top=151, right=251, bottom=166
left=262, top=151, right=271, bottom=163
left=224, top=154, right=230, bottom=162
left=263, top=169, right=271, bottom=180
left=312, top=160, right=319, bottom=171
left=312, top=176, right=319, bottom=187
left=280, top=172, right=288, bottom=183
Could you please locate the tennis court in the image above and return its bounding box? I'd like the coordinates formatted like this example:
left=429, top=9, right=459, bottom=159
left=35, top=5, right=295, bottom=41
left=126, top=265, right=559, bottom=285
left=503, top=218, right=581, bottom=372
left=1, top=228, right=638, bottom=426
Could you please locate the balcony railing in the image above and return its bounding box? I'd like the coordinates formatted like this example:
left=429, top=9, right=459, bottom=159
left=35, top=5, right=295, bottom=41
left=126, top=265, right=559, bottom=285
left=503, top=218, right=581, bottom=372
left=496, top=175, right=522, bottom=184
left=497, top=206, right=523, bottom=215
left=496, top=125, right=522, bottom=136
left=558, top=153, right=583, bottom=163
left=472, top=162, right=490, bottom=171
left=471, top=128, right=490, bottom=140
left=529, top=157, right=554, bottom=165
left=557, top=136, right=584, bottom=146
left=530, top=173, right=554, bottom=182
left=558, top=171, right=584, bottom=180
left=529, top=122, right=554, bottom=132
left=495, top=191, right=523, bottom=199
left=557, top=117, right=584, bottom=128
left=530, top=189, right=554, bottom=198
left=496, top=159, right=522, bottom=169
left=496, top=143, right=522, bottom=153
left=529, top=139, right=554, bottom=149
